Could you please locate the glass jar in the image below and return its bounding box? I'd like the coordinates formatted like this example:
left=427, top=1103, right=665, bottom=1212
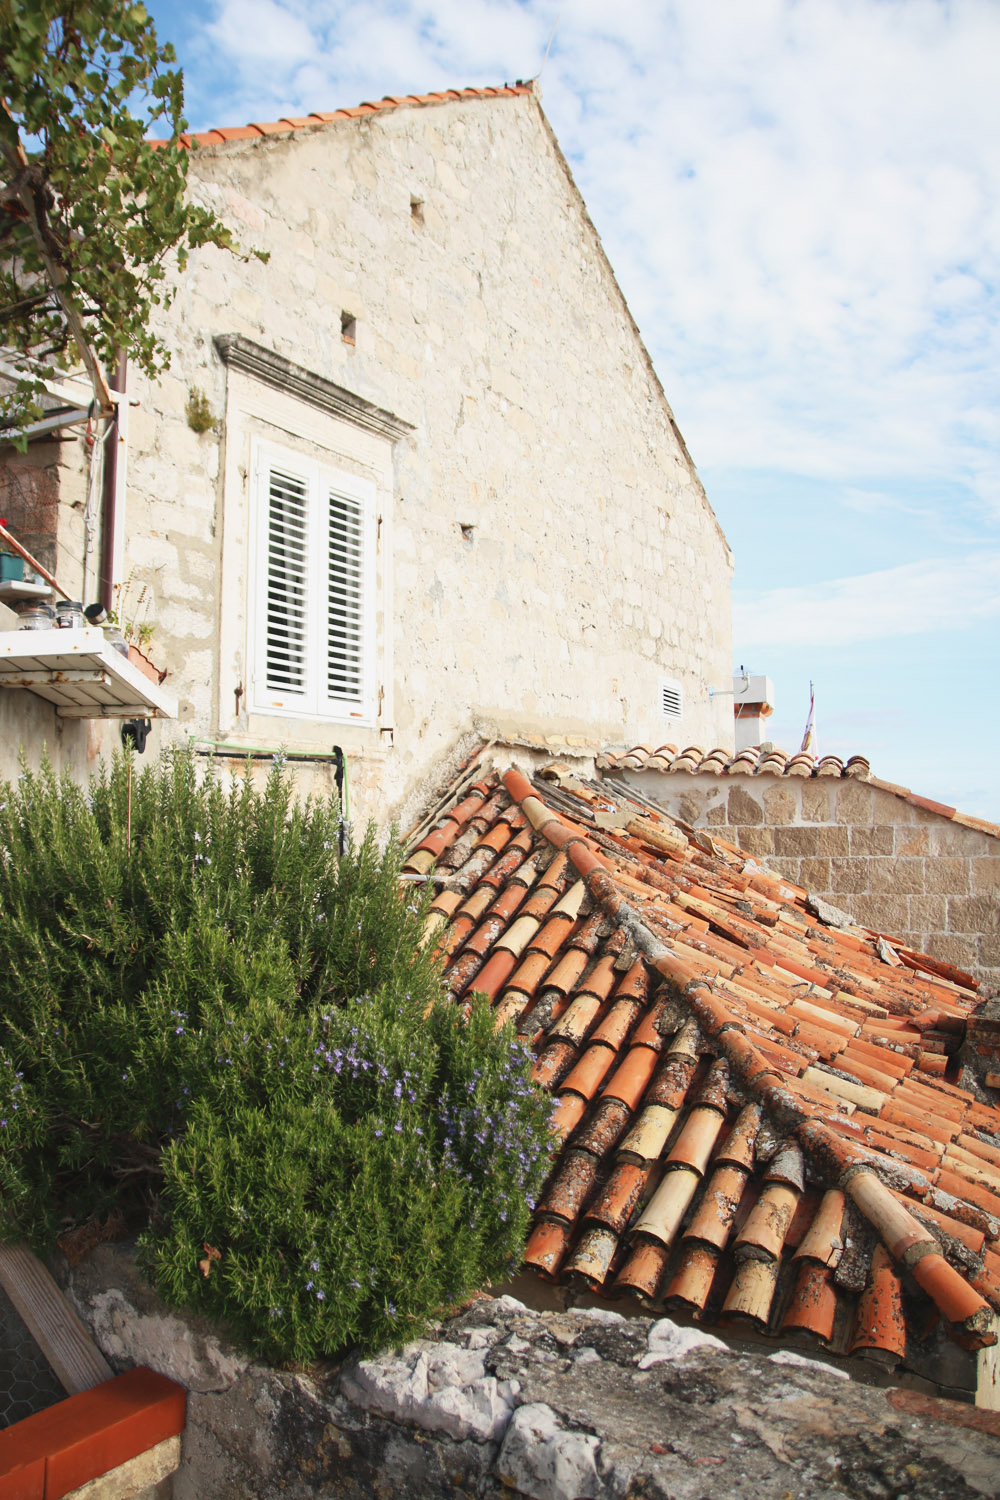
left=16, top=602, right=55, bottom=629
left=55, top=600, right=85, bottom=629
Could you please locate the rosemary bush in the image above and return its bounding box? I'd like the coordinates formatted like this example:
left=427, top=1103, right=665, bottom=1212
left=0, top=752, right=552, bottom=1361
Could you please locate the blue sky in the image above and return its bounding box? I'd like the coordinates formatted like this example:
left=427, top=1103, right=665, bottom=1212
left=145, top=0, right=1000, bottom=819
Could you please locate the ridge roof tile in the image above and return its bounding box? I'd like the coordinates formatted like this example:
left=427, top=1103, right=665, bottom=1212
left=151, top=83, right=534, bottom=151
left=597, top=743, right=999, bottom=840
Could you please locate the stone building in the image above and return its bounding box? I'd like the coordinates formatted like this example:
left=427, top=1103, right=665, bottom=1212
left=599, top=743, right=1000, bottom=993
left=0, top=83, right=734, bottom=828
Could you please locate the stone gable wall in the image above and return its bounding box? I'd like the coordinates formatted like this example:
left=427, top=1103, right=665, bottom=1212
left=2, top=91, right=735, bottom=822
left=622, top=770, right=1000, bottom=993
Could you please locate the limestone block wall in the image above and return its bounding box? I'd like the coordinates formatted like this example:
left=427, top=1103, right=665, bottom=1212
left=0, top=435, right=118, bottom=783
left=622, top=769, right=1000, bottom=993
left=97, top=86, right=734, bottom=830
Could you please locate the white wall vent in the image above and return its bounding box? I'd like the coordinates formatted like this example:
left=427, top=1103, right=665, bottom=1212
left=660, top=678, right=683, bottom=720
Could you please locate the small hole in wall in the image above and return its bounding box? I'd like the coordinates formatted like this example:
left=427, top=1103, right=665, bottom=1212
left=460, top=522, right=475, bottom=542
left=341, top=311, right=357, bottom=345
left=410, top=196, right=424, bottom=225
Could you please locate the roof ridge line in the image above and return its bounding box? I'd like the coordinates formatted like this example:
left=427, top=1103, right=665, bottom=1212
left=151, top=83, right=535, bottom=152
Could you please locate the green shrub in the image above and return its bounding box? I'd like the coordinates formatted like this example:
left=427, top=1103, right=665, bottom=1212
left=0, top=752, right=553, bottom=1361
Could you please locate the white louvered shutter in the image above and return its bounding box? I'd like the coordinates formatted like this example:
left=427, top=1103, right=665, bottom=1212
left=265, top=465, right=310, bottom=699
left=325, top=487, right=365, bottom=711
left=252, top=441, right=377, bottom=723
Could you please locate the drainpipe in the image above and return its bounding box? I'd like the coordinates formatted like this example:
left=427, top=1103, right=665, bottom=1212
left=99, top=353, right=127, bottom=615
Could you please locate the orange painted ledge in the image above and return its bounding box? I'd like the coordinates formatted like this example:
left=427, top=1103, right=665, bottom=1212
left=0, top=1367, right=185, bottom=1500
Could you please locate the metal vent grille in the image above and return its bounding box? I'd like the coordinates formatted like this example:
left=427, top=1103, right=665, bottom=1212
left=661, top=679, right=683, bottom=719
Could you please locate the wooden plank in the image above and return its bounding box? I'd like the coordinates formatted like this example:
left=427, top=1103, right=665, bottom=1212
left=0, top=1243, right=113, bottom=1394
left=0, top=669, right=110, bottom=688
left=58, top=702, right=163, bottom=719
left=977, top=1312, right=1000, bottom=1409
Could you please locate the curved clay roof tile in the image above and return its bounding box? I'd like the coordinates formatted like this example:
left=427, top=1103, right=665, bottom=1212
left=701, top=747, right=732, bottom=767
left=414, top=765, right=1000, bottom=1363
left=620, top=745, right=651, bottom=769
left=816, top=755, right=846, bottom=776
left=758, top=750, right=789, bottom=774
left=670, top=750, right=702, bottom=773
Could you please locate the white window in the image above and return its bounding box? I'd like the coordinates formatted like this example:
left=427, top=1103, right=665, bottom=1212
left=250, top=440, right=377, bottom=722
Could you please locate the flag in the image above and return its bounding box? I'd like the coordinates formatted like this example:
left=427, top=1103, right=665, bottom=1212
left=799, top=682, right=816, bottom=755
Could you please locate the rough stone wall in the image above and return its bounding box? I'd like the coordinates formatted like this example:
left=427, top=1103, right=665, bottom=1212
left=0, top=434, right=118, bottom=781
left=59, top=1244, right=1000, bottom=1500
left=623, top=770, right=1000, bottom=993
left=95, top=87, right=734, bottom=828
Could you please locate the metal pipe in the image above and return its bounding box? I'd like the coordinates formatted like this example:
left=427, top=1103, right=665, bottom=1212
left=0, top=407, right=91, bottom=442
left=0, top=521, right=71, bottom=600
left=99, top=353, right=127, bottom=614
left=188, top=737, right=343, bottom=765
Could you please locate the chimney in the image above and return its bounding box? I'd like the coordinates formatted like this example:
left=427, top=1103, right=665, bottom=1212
left=733, top=674, right=774, bottom=751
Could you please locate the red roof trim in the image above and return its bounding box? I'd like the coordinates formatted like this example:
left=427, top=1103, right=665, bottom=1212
left=0, top=1367, right=185, bottom=1498
left=151, top=83, right=533, bottom=151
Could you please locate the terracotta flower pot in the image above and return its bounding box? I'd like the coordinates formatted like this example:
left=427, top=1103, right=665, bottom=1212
left=127, top=643, right=168, bottom=685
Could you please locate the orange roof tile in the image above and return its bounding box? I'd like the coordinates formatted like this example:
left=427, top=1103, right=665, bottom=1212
left=598, top=743, right=1000, bottom=841
left=151, top=84, right=534, bottom=151
left=405, top=758, right=1000, bottom=1384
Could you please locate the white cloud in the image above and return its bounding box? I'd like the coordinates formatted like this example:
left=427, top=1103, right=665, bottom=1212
left=733, top=553, right=1000, bottom=648
left=205, top=0, right=315, bottom=65
left=177, top=0, right=1000, bottom=519
left=187, top=0, right=1000, bottom=514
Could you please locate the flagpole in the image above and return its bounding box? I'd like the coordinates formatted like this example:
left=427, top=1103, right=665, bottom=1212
left=800, top=682, right=816, bottom=755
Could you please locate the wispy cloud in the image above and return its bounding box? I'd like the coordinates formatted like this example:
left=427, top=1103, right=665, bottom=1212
left=734, top=553, right=1000, bottom=647
left=178, top=0, right=1000, bottom=518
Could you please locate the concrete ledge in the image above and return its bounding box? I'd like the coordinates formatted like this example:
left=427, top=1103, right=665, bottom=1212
left=0, top=1368, right=185, bottom=1500
left=64, top=1435, right=180, bottom=1500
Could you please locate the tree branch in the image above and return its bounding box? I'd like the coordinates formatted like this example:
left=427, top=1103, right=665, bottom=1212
left=0, top=132, right=113, bottom=414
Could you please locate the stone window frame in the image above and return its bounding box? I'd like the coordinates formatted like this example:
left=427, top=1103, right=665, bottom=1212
left=214, top=336, right=413, bottom=749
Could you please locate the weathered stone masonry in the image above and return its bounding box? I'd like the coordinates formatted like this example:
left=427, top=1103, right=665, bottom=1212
left=0, top=86, right=735, bottom=820
left=59, top=1244, right=1000, bottom=1500
left=620, top=767, right=1000, bottom=993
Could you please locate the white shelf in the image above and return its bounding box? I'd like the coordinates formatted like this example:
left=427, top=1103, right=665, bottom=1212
left=0, top=577, right=53, bottom=601
left=0, top=626, right=177, bottom=719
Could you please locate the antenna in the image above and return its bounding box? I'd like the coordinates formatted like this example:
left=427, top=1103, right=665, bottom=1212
left=538, top=14, right=560, bottom=79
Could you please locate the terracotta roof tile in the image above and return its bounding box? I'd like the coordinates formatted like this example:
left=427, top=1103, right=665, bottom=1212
left=152, top=83, right=533, bottom=151
left=598, top=743, right=999, bottom=840
left=407, top=761, right=1000, bottom=1383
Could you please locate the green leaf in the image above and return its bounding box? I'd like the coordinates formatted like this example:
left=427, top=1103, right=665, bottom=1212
left=0, top=0, right=242, bottom=434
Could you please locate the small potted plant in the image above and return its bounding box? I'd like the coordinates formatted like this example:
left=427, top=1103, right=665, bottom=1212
left=127, top=621, right=168, bottom=685
left=109, top=575, right=169, bottom=683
